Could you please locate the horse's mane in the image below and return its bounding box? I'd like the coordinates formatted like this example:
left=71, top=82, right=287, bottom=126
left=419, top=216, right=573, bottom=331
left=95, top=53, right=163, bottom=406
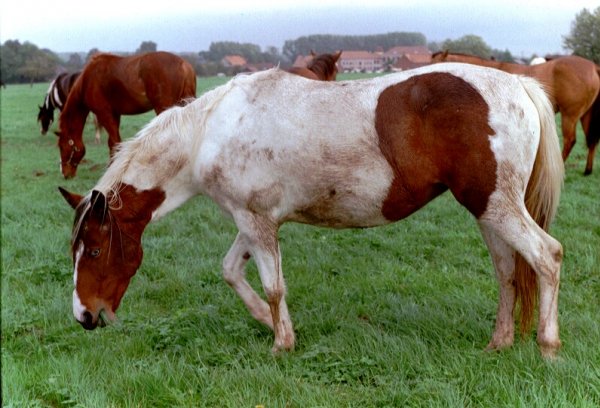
left=93, top=73, right=244, bottom=206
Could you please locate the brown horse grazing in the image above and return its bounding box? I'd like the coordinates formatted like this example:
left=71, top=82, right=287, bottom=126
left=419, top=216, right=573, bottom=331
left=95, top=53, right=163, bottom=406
left=287, top=50, right=342, bottom=81
left=432, top=51, right=600, bottom=174
left=56, top=51, right=197, bottom=179
left=60, top=65, right=564, bottom=358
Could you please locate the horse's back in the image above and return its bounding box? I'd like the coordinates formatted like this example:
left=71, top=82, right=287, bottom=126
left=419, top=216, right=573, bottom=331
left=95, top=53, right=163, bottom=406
left=196, top=66, right=543, bottom=227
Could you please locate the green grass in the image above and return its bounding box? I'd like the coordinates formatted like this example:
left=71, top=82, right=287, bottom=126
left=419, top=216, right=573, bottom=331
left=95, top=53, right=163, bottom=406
left=2, top=76, right=600, bottom=407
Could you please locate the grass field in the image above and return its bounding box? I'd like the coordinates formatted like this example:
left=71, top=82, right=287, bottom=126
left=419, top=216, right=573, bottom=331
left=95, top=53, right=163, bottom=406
left=2, top=73, right=599, bottom=407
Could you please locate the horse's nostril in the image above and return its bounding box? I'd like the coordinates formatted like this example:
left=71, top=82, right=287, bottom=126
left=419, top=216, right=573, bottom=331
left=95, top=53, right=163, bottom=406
left=79, top=311, right=97, bottom=330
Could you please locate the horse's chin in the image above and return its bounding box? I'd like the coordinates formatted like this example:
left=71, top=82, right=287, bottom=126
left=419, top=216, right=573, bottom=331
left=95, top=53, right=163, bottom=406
left=99, top=308, right=116, bottom=325
left=61, top=163, right=78, bottom=179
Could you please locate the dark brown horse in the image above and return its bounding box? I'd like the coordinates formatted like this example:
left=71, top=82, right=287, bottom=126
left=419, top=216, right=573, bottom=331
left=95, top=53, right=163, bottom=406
left=38, top=72, right=104, bottom=141
left=57, top=51, right=197, bottom=178
left=431, top=51, right=600, bottom=174
left=287, top=51, right=342, bottom=81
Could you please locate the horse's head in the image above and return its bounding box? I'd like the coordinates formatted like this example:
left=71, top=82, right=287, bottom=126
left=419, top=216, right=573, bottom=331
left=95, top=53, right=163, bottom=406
left=56, top=131, right=85, bottom=179
left=59, top=185, right=165, bottom=330
left=430, top=50, right=450, bottom=63
left=307, top=51, right=342, bottom=81
left=38, top=105, right=54, bottom=135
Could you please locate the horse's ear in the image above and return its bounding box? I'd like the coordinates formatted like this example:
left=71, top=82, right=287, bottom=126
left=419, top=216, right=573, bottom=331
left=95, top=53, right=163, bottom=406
left=310, top=50, right=316, bottom=57
left=442, top=50, right=449, bottom=58
left=59, top=187, right=83, bottom=209
left=333, top=50, right=342, bottom=62
left=89, top=190, right=108, bottom=217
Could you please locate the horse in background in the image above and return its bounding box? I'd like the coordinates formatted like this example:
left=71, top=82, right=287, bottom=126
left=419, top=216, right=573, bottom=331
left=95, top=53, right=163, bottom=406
left=60, top=65, right=564, bottom=359
left=38, top=72, right=104, bottom=142
left=530, top=57, right=546, bottom=65
left=287, top=50, right=342, bottom=81
left=56, top=51, right=197, bottom=179
left=431, top=51, right=600, bottom=175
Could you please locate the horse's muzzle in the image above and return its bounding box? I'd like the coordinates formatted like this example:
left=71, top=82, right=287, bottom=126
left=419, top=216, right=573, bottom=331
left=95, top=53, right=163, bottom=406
left=77, top=311, right=107, bottom=330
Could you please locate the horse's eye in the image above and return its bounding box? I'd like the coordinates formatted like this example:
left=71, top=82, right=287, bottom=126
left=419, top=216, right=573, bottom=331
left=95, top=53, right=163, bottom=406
left=90, top=248, right=101, bottom=257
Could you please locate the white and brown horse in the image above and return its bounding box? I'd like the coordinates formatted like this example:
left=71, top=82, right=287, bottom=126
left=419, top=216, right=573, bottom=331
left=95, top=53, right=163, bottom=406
left=60, top=65, right=564, bottom=358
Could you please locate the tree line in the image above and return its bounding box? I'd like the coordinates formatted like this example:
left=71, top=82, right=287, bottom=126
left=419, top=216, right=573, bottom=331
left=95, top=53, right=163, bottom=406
left=1, top=6, right=598, bottom=84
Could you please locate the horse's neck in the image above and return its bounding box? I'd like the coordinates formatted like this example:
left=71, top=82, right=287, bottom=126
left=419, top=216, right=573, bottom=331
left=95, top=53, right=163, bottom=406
left=99, top=115, right=197, bottom=221
left=459, top=57, right=530, bottom=74
left=309, top=62, right=326, bottom=79
left=45, top=79, right=57, bottom=109
left=59, top=99, right=88, bottom=136
left=59, top=82, right=89, bottom=135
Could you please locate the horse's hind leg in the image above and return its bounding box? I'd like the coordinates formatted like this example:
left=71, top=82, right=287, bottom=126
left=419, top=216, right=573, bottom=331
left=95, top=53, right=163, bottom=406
left=232, top=211, right=295, bottom=353
left=560, top=113, right=578, bottom=161
left=479, top=226, right=516, bottom=351
left=479, top=201, right=563, bottom=358
left=223, top=233, right=273, bottom=328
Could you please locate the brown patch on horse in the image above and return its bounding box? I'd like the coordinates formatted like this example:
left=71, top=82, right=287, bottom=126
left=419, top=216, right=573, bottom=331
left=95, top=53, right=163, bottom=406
left=375, top=72, right=497, bottom=221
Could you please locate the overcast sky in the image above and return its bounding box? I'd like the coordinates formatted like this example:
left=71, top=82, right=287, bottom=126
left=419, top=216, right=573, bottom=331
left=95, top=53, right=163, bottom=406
left=1, top=0, right=597, bottom=57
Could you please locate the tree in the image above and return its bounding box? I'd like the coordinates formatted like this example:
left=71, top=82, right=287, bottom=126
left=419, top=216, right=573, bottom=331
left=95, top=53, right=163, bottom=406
left=282, top=32, right=427, bottom=64
left=563, top=6, right=600, bottom=63
left=441, top=35, right=492, bottom=58
left=0, top=40, right=60, bottom=84
left=65, top=53, right=84, bottom=70
left=86, top=48, right=101, bottom=63
left=136, top=41, right=157, bottom=54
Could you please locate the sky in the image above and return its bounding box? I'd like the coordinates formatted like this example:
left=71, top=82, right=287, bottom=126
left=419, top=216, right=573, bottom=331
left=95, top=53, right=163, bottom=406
left=0, top=0, right=597, bottom=58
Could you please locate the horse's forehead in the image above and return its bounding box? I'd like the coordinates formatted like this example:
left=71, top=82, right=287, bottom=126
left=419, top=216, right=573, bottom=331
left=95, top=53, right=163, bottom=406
left=72, top=198, right=108, bottom=245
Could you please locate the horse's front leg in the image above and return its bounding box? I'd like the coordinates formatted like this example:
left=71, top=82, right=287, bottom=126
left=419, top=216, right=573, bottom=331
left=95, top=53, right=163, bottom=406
left=234, top=212, right=295, bottom=353
left=223, top=233, right=273, bottom=329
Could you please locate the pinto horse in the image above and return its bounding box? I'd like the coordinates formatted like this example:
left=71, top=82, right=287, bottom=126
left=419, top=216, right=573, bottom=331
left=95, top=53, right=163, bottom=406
left=432, top=51, right=600, bottom=174
left=38, top=72, right=104, bottom=142
left=60, top=65, right=564, bottom=358
left=56, top=51, right=197, bottom=178
left=287, top=50, right=342, bottom=80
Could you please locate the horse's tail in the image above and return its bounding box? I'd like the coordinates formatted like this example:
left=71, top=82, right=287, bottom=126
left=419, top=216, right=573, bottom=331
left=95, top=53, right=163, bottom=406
left=583, top=66, right=600, bottom=174
left=180, top=60, right=197, bottom=102
left=515, top=76, right=564, bottom=335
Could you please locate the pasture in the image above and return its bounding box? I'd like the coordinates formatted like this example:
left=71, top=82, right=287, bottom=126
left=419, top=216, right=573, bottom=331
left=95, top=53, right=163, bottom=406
left=2, top=73, right=599, bottom=406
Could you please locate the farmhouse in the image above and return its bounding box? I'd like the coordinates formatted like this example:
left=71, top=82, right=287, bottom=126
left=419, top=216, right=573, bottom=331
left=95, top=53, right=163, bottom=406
left=221, top=55, right=247, bottom=67
left=384, top=46, right=432, bottom=70
left=339, top=51, right=385, bottom=73
left=294, top=46, right=433, bottom=73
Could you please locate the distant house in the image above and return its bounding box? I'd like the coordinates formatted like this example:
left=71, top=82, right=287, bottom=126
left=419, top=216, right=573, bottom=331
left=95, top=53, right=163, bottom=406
left=221, top=55, right=247, bottom=68
left=339, top=51, right=385, bottom=73
left=384, top=46, right=432, bottom=71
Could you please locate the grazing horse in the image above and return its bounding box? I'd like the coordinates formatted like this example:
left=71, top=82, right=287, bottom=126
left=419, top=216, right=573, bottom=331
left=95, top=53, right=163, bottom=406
left=287, top=51, right=342, bottom=81
left=432, top=51, right=600, bottom=174
left=56, top=51, right=197, bottom=179
left=59, top=65, right=564, bottom=358
left=38, top=72, right=104, bottom=142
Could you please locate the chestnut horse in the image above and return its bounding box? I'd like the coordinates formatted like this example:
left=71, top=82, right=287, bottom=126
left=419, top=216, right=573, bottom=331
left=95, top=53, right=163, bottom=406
left=432, top=51, right=600, bottom=174
left=56, top=51, right=197, bottom=178
left=38, top=72, right=104, bottom=142
left=287, top=51, right=342, bottom=81
left=60, top=65, right=564, bottom=358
